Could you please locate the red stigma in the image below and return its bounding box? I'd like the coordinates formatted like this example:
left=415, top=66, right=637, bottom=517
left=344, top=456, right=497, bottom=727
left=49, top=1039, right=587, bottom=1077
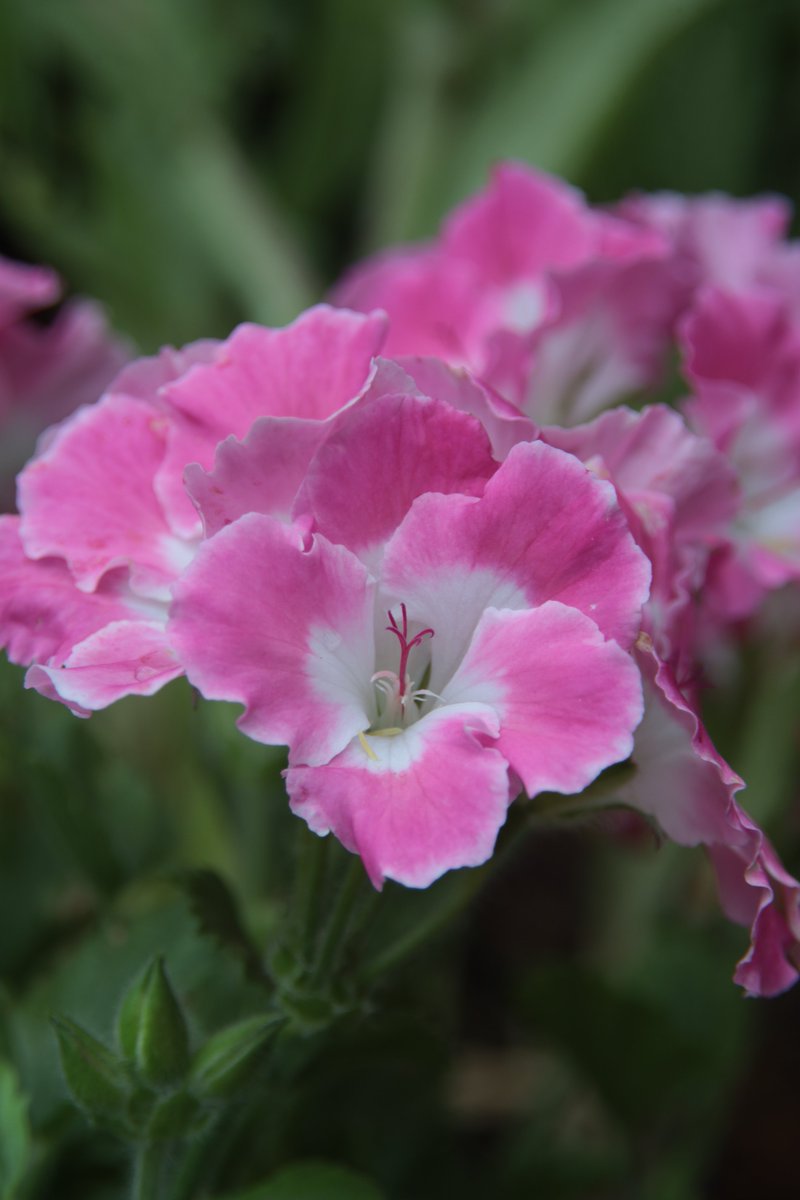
left=386, top=604, right=434, bottom=697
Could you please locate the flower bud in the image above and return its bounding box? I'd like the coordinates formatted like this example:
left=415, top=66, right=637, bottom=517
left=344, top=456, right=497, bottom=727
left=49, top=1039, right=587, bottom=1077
left=127, top=957, right=190, bottom=1089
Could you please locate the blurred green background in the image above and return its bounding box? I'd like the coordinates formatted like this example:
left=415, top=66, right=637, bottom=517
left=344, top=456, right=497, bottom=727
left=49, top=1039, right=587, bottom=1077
left=2, top=1, right=800, bottom=1197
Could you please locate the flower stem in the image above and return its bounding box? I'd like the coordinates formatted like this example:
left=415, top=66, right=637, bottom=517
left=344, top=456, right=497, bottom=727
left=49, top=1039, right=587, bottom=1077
left=132, top=1140, right=165, bottom=1200
left=313, top=858, right=367, bottom=983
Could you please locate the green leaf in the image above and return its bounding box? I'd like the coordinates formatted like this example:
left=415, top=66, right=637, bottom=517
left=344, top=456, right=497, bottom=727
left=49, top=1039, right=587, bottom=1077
left=179, top=869, right=270, bottom=988
left=428, top=0, right=722, bottom=222
left=215, top=1160, right=385, bottom=1200
left=0, top=1062, right=31, bottom=1200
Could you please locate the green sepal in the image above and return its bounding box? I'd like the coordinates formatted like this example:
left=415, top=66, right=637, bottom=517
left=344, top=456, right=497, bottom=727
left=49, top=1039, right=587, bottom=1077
left=146, top=1090, right=205, bottom=1140
left=191, top=1014, right=283, bottom=1101
left=116, top=965, right=150, bottom=1061
left=52, top=1016, right=131, bottom=1132
left=135, top=957, right=191, bottom=1089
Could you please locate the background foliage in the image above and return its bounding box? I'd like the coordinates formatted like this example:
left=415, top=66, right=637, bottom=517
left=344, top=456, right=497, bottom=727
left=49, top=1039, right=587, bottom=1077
left=1, top=0, right=800, bottom=1196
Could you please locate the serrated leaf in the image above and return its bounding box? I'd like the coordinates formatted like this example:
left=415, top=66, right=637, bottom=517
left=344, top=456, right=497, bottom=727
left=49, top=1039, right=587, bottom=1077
left=179, top=869, right=270, bottom=988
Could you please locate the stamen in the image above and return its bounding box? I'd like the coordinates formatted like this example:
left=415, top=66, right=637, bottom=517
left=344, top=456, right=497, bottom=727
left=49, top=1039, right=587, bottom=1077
left=385, top=603, right=434, bottom=697
left=358, top=730, right=378, bottom=761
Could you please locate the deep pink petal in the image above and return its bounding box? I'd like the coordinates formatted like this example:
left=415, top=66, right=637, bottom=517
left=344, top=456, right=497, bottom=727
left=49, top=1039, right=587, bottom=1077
left=169, top=514, right=377, bottom=765
left=395, top=356, right=537, bottom=460
left=294, top=393, right=497, bottom=563
left=286, top=704, right=510, bottom=888
left=443, top=603, right=643, bottom=796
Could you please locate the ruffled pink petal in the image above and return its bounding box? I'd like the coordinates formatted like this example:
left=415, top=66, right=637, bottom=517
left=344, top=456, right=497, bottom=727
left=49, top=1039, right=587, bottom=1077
left=441, top=162, right=652, bottom=283
left=18, top=394, right=188, bottom=598
left=25, top=621, right=181, bottom=716
left=332, top=248, right=473, bottom=362
left=619, top=644, right=800, bottom=996
left=286, top=704, right=510, bottom=888
left=442, top=603, right=643, bottom=796
left=185, top=417, right=329, bottom=536
left=382, top=440, right=650, bottom=688
left=157, top=306, right=387, bottom=537
left=617, top=191, right=792, bottom=292
left=394, top=356, right=536, bottom=460
left=294, top=393, right=497, bottom=564
left=0, top=515, right=136, bottom=665
left=169, top=514, right=376, bottom=766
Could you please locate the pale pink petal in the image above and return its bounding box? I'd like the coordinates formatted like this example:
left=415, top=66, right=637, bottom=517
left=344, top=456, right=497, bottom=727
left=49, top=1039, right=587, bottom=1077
left=617, top=191, right=792, bottom=291
left=26, top=621, right=181, bottom=715
left=18, top=394, right=188, bottom=597
left=617, top=644, right=800, bottom=996
left=442, top=603, right=643, bottom=796
left=294, top=393, right=497, bottom=564
left=382, top=440, right=650, bottom=688
left=169, top=514, right=376, bottom=765
left=286, top=704, right=510, bottom=888
left=0, top=515, right=136, bottom=665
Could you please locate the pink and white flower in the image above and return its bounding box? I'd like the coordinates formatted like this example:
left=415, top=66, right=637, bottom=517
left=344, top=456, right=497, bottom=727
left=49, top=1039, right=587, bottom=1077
left=679, top=285, right=800, bottom=623
left=333, top=162, right=675, bottom=422
left=1, top=306, right=387, bottom=712
left=170, top=397, right=649, bottom=888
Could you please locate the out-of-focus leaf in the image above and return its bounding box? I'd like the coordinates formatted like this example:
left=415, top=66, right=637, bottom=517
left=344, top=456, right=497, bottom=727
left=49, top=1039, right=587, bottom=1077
left=0, top=1061, right=31, bottom=1200
left=425, top=0, right=722, bottom=223
left=178, top=869, right=270, bottom=988
left=215, top=1160, right=385, bottom=1200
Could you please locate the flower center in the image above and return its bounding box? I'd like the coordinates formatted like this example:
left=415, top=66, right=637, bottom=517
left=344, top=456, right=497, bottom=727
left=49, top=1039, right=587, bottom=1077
left=367, top=604, right=436, bottom=738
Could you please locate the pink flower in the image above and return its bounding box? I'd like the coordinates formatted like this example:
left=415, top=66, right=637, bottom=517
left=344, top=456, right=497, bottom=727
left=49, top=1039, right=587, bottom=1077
left=1, top=306, right=387, bottom=713
left=0, top=254, right=130, bottom=507
left=170, top=395, right=649, bottom=887
left=616, top=190, right=792, bottom=295
left=679, top=285, right=800, bottom=622
left=333, top=162, right=674, bottom=421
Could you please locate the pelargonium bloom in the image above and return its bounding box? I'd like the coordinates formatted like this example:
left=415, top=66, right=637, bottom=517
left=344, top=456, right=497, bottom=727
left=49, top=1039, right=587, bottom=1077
left=170, top=394, right=649, bottom=887
left=0, top=253, right=129, bottom=507
left=1, top=306, right=388, bottom=712
left=679, top=285, right=800, bottom=623
left=333, top=161, right=677, bottom=422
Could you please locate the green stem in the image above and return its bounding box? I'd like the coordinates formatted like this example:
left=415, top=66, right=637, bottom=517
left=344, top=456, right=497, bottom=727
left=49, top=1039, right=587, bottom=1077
left=313, top=858, right=366, bottom=983
left=294, top=830, right=330, bottom=962
left=358, top=869, right=486, bottom=983
left=132, top=1140, right=166, bottom=1200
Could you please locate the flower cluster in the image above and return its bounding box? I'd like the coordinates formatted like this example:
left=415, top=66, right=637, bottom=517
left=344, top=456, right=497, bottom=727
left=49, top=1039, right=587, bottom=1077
left=3, top=164, right=800, bottom=994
